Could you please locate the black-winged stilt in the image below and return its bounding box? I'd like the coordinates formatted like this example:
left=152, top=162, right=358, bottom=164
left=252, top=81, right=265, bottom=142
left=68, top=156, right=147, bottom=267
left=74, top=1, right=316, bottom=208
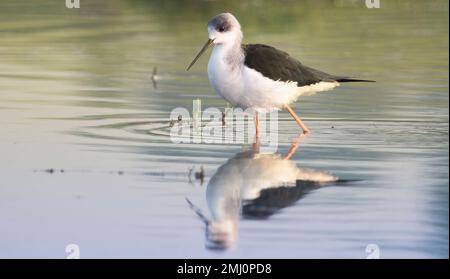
left=187, top=13, right=374, bottom=135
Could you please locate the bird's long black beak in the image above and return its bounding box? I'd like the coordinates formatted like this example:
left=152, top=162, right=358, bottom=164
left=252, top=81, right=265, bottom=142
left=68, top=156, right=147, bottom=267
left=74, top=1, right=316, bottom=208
left=186, top=39, right=214, bottom=71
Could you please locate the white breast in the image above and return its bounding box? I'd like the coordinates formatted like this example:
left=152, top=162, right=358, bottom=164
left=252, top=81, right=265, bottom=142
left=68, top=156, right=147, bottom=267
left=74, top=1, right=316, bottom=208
left=207, top=45, right=244, bottom=107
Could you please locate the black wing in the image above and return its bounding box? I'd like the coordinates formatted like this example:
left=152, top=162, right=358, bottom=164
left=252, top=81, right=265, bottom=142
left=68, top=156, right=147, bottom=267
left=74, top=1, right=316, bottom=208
left=243, top=44, right=373, bottom=86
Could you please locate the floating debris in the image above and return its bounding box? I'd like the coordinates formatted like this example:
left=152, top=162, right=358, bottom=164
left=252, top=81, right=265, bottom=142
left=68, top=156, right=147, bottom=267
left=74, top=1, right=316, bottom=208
left=169, top=115, right=183, bottom=128
left=222, top=111, right=226, bottom=126
left=151, top=66, right=158, bottom=89
left=195, top=166, right=205, bottom=185
left=35, top=169, right=126, bottom=176
left=188, top=167, right=194, bottom=185
left=188, top=166, right=205, bottom=185
left=42, top=168, right=65, bottom=174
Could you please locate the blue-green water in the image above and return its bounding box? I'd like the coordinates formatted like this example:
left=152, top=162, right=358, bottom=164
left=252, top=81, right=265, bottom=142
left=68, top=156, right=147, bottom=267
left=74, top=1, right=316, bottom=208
left=0, top=0, right=448, bottom=258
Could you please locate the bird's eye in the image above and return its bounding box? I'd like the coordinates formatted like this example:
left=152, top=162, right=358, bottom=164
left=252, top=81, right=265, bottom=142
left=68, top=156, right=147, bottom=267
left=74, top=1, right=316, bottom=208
left=218, top=26, right=225, bottom=32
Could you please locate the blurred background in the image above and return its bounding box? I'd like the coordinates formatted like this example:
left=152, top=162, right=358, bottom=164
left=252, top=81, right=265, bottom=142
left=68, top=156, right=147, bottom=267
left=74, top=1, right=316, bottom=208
left=0, top=0, right=448, bottom=258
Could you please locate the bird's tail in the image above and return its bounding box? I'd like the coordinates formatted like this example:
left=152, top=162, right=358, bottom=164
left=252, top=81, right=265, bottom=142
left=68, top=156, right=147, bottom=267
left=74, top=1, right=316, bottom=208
left=335, top=77, right=376, bottom=83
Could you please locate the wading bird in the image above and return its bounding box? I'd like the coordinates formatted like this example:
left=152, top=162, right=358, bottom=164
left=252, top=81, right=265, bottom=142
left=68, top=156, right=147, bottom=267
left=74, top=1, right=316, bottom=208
left=187, top=13, right=373, bottom=134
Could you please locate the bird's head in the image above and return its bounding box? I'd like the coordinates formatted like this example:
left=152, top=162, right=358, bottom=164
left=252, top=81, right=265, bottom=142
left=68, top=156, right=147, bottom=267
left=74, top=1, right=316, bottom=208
left=187, top=13, right=242, bottom=71
left=207, top=13, right=241, bottom=45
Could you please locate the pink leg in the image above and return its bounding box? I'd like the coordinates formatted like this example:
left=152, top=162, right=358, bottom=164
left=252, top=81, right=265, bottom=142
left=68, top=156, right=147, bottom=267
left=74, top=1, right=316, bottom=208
left=254, top=111, right=260, bottom=137
left=252, top=112, right=260, bottom=153
left=283, top=142, right=299, bottom=160
left=285, top=105, right=310, bottom=134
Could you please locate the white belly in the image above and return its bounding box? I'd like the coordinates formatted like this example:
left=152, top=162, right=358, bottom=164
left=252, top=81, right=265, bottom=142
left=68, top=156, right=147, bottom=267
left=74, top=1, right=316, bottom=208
left=207, top=46, right=339, bottom=113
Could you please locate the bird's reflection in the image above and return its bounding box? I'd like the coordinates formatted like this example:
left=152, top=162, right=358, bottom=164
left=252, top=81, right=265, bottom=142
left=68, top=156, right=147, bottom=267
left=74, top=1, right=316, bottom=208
left=188, top=136, right=340, bottom=250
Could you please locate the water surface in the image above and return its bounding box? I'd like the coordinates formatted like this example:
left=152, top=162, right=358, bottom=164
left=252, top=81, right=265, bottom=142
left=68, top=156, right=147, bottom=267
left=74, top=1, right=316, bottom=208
left=0, top=0, right=448, bottom=258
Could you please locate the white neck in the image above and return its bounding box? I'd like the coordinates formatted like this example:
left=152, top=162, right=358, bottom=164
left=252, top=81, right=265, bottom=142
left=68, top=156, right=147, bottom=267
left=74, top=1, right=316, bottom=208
left=207, top=30, right=246, bottom=104
left=211, top=32, right=244, bottom=71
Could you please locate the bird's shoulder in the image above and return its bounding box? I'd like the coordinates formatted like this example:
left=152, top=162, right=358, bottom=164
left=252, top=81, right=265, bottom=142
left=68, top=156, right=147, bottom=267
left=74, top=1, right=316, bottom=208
left=242, top=43, right=336, bottom=86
